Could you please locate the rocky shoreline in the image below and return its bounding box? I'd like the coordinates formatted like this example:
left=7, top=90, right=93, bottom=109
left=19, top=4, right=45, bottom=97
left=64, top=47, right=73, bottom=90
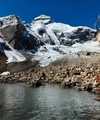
left=1, top=57, right=100, bottom=101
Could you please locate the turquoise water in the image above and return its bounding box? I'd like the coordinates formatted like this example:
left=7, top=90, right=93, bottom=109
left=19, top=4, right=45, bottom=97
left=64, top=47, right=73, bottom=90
left=0, top=84, right=100, bottom=120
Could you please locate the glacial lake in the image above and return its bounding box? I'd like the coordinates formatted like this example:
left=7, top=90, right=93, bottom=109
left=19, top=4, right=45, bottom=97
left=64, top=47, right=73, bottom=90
left=0, top=84, right=100, bottom=120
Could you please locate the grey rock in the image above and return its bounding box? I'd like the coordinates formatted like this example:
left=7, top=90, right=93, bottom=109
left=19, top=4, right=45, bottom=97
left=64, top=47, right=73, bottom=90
left=0, top=15, right=38, bottom=50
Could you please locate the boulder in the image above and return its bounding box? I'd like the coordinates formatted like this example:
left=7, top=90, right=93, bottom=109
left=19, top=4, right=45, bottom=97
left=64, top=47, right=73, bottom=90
left=96, top=75, right=100, bottom=83
left=93, top=87, right=100, bottom=94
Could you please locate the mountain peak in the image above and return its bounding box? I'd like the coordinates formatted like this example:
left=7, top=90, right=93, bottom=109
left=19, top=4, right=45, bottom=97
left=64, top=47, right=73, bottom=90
left=34, top=14, right=51, bottom=20
left=32, top=14, right=54, bottom=25
left=0, top=15, right=21, bottom=28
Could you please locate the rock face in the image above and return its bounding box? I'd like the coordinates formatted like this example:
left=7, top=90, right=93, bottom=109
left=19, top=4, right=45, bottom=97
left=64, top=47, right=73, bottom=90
left=0, top=50, right=7, bottom=73
left=0, top=15, right=24, bottom=49
left=0, top=15, right=38, bottom=50
left=68, top=28, right=96, bottom=45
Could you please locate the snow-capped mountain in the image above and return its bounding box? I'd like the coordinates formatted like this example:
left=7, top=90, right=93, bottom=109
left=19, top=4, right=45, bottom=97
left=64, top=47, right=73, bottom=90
left=0, top=14, right=99, bottom=66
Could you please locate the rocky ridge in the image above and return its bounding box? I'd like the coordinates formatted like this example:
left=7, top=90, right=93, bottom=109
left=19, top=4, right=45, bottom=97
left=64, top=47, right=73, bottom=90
left=0, top=15, right=42, bottom=50
left=0, top=14, right=97, bottom=51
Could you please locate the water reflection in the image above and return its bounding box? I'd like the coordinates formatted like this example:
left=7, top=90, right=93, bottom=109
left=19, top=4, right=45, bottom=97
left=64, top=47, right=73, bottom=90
left=0, top=84, right=100, bottom=120
left=4, top=84, right=25, bottom=107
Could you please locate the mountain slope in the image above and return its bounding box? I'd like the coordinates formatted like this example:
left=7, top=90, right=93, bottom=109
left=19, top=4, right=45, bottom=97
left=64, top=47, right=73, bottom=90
left=0, top=14, right=99, bottom=66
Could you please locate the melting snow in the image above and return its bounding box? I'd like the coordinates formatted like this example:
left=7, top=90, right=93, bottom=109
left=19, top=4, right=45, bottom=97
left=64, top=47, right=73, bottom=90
left=0, top=37, right=4, bottom=43
left=31, top=41, right=100, bottom=66
left=4, top=49, right=26, bottom=63
left=0, top=71, right=10, bottom=75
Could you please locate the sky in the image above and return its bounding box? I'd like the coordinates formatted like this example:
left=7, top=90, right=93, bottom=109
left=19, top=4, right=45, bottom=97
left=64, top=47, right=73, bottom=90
left=0, top=0, right=100, bottom=28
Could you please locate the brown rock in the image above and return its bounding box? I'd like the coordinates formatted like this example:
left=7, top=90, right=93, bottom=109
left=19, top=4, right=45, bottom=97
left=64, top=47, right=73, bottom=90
left=81, top=72, right=87, bottom=77
left=72, top=70, right=81, bottom=75
left=96, top=75, right=100, bottom=83
left=94, top=87, right=100, bottom=94
left=94, top=95, right=100, bottom=101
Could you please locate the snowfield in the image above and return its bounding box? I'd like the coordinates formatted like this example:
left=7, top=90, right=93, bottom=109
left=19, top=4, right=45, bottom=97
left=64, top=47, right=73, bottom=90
left=0, top=14, right=99, bottom=66
left=31, top=41, right=100, bottom=66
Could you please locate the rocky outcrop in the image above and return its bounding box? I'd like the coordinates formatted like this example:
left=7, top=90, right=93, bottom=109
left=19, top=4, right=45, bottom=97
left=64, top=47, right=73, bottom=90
left=0, top=50, right=7, bottom=73
left=70, top=28, right=96, bottom=40
left=68, top=28, right=96, bottom=45
left=0, top=15, right=38, bottom=50
left=55, top=28, right=97, bottom=46
left=0, top=15, right=24, bottom=49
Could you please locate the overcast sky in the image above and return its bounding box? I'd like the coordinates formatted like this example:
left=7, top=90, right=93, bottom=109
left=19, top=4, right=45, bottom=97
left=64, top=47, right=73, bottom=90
left=0, top=0, right=100, bottom=28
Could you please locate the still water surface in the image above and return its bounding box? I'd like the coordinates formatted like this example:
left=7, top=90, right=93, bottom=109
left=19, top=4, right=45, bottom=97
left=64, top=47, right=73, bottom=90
left=0, top=84, right=100, bottom=120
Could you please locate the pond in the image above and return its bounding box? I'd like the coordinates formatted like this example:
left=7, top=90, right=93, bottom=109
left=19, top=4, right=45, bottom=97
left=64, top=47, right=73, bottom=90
left=0, top=84, right=100, bottom=120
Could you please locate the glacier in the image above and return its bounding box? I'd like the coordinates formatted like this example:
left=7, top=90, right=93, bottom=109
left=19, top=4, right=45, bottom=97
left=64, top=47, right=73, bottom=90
left=0, top=14, right=100, bottom=66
